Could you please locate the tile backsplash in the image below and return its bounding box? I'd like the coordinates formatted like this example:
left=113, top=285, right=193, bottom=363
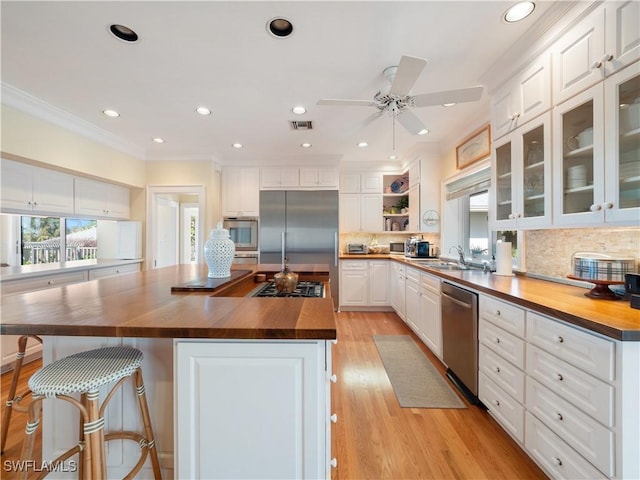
left=525, top=227, right=640, bottom=280
left=339, top=233, right=441, bottom=255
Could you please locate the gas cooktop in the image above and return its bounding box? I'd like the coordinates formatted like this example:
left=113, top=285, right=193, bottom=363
left=252, top=281, right=324, bottom=298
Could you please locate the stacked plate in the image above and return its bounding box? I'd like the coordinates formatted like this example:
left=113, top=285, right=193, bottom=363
left=566, top=165, right=587, bottom=189
left=619, top=161, right=640, bottom=180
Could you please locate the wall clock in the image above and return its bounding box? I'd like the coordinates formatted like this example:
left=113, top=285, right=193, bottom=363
left=422, top=209, right=439, bottom=226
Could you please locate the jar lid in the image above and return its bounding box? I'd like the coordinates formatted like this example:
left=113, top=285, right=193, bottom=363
left=210, top=221, right=230, bottom=239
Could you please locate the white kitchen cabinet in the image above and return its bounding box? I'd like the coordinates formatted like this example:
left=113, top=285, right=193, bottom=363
left=417, top=273, right=441, bottom=358
left=1, top=159, right=74, bottom=215
left=88, top=262, right=141, bottom=280
left=339, top=259, right=388, bottom=309
left=479, top=372, right=525, bottom=443
left=339, top=194, right=382, bottom=232
left=339, top=172, right=382, bottom=193
left=492, top=112, right=552, bottom=230
left=299, top=167, right=338, bottom=189
left=603, top=1, right=640, bottom=76
left=404, top=267, right=421, bottom=332
left=407, top=185, right=420, bottom=232
left=175, top=339, right=331, bottom=479
left=221, top=167, right=260, bottom=217
left=260, top=167, right=299, bottom=188
left=553, top=62, right=640, bottom=226
left=491, top=52, right=552, bottom=139
left=74, top=177, right=130, bottom=219
left=388, top=261, right=406, bottom=320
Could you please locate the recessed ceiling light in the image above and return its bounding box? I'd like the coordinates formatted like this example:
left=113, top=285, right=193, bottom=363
left=102, top=109, right=120, bottom=117
left=417, top=129, right=429, bottom=135
left=388, top=155, right=398, bottom=160
left=196, top=106, right=211, bottom=116
left=503, top=2, right=535, bottom=23
left=443, top=102, right=456, bottom=107
left=267, top=17, right=294, bottom=38
left=232, top=143, right=243, bottom=149
left=358, top=142, right=368, bottom=148
left=109, top=24, right=139, bottom=42
left=152, top=137, right=165, bottom=144
left=301, top=143, right=312, bottom=148
left=292, top=106, right=306, bottom=115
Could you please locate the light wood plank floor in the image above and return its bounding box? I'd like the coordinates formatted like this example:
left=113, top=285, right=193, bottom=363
left=1, top=311, right=547, bottom=479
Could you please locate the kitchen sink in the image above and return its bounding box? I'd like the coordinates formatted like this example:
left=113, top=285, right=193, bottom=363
left=409, top=260, right=471, bottom=271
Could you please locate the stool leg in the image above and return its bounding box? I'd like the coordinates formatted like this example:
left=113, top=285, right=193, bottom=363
left=83, top=390, right=106, bottom=480
left=134, top=368, right=162, bottom=479
left=18, top=396, right=43, bottom=480
left=1, top=335, right=40, bottom=453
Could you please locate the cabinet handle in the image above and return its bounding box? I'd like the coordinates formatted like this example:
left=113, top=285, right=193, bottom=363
left=495, top=310, right=501, bottom=316
left=27, top=200, right=32, bottom=205
left=552, top=457, right=563, bottom=467
left=495, top=337, right=501, bottom=344
left=590, top=203, right=602, bottom=212
left=555, top=413, right=563, bottom=421
left=47, top=280, right=53, bottom=285
left=602, top=53, right=614, bottom=63
left=331, top=458, right=338, bottom=468
left=494, top=366, right=501, bottom=373
left=330, top=374, right=338, bottom=383
left=33, top=201, right=38, bottom=206
left=604, top=202, right=614, bottom=209
left=554, top=335, right=564, bottom=343
left=508, top=213, right=514, bottom=219
left=493, top=399, right=500, bottom=407
left=555, top=373, right=564, bottom=381
left=591, top=60, right=603, bottom=69
left=330, top=413, right=338, bottom=423
left=510, top=113, right=520, bottom=121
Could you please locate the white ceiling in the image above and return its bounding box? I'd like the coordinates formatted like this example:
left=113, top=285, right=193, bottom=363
left=1, top=1, right=564, bottom=167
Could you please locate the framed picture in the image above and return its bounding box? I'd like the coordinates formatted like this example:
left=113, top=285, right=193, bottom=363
left=456, top=125, right=491, bottom=169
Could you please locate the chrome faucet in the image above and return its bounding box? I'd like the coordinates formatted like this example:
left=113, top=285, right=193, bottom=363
left=449, top=245, right=466, bottom=267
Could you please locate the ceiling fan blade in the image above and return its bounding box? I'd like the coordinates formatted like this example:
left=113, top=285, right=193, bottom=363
left=363, top=110, right=384, bottom=126
left=389, top=55, right=427, bottom=97
left=396, top=109, right=428, bottom=135
left=317, top=99, right=376, bottom=107
left=411, top=85, right=484, bottom=107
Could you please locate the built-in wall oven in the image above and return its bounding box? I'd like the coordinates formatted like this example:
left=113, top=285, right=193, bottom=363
left=223, top=218, right=258, bottom=251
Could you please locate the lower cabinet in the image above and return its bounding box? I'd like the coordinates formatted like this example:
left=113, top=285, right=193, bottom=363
left=389, top=261, right=406, bottom=319
left=339, top=259, right=389, bottom=309
left=478, top=293, right=639, bottom=480
left=87, top=262, right=141, bottom=280
left=175, top=339, right=334, bottom=479
left=401, top=267, right=442, bottom=359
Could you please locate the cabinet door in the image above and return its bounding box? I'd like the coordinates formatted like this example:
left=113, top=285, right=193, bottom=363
left=419, top=276, right=441, bottom=358
left=408, top=185, right=420, bottom=232
left=299, top=167, right=338, bottom=188
left=553, top=84, right=605, bottom=225
left=604, top=1, right=640, bottom=76
left=340, top=265, right=368, bottom=306
left=340, top=173, right=361, bottom=193
left=239, top=168, right=260, bottom=216
left=360, top=173, right=382, bottom=193
left=491, top=84, right=518, bottom=140
left=389, top=263, right=405, bottom=320
left=553, top=8, right=606, bottom=105
left=280, top=168, right=299, bottom=188
left=368, top=260, right=389, bottom=305
left=299, top=167, right=319, bottom=187
left=360, top=195, right=382, bottom=232
left=603, top=63, right=640, bottom=223
left=339, top=194, right=360, bottom=231
left=75, top=178, right=108, bottom=217
left=1, top=159, right=34, bottom=211
left=31, top=168, right=74, bottom=215
left=175, top=340, right=326, bottom=479
left=404, top=275, right=420, bottom=330
left=105, top=184, right=130, bottom=219
left=492, top=135, right=517, bottom=228
left=260, top=168, right=283, bottom=188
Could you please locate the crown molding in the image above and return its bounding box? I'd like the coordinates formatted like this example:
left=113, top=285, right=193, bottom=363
left=1, top=82, right=146, bottom=160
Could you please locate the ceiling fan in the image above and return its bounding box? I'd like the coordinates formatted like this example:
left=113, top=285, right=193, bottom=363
left=317, top=55, right=483, bottom=147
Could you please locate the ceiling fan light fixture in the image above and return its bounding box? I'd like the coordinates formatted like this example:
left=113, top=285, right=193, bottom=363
left=292, top=105, right=306, bottom=115
left=503, top=2, right=535, bottom=23
left=109, top=24, right=139, bottom=42
left=267, top=17, right=294, bottom=38
left=196, top=106, right=211, bottom=116
left=102, top=109, right=120, bottom=118
left=417, top=129, right=429, bottom=135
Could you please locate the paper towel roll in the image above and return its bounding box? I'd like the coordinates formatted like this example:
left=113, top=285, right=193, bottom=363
left=495, top=242, right=513, bottom=276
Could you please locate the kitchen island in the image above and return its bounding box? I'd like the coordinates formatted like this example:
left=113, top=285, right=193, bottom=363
left=0, top=264, right=337, bottom=479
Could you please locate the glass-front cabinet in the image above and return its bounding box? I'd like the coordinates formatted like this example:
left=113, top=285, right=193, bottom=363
left=553, top=62, right=639, bottom=225
left=491, top=113, right=551, bottom=229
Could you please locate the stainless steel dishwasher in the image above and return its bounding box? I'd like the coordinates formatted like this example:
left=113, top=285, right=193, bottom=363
left=441, top=281, right=479, bottom=403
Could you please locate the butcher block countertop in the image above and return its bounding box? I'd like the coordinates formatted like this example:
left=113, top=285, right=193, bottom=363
left=341, top=254, right=640, bottom=341
left=0, top=264, right=336, bottom=340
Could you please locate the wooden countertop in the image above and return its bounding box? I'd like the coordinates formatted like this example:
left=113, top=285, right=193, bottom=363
left=0, top=264, right=337, bottom=340
left=341, top=254, right=640, bottom=341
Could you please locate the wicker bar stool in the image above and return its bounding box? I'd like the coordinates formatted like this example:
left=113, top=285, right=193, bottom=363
left=1, top=334, right=43, bottom=454
left=19, top=346, right=162, bottom=480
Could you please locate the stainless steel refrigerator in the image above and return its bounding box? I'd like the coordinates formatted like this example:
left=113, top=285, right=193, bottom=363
left=259, top=190, right=339, bottom=308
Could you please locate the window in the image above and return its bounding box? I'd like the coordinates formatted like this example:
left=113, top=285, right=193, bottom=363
left=18, top=215, right=97, bottom=265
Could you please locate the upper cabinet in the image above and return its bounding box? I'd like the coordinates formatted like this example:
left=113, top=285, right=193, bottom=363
left=339, top=172, right=382, bottom=193
left=553, top=62, right=639, bottom=225
left=1, top=159, right=74, bottom=215
left=492, top=52, right=552, bottom=139
left=261, top=166, right=338, bottom=190
left=553, top=3, right=639, bottom=105
left=222, top=167, right=260, bottom=218
left=74, top=178, right=130, bottom=219
left=492, top=112, right=552, bottom=230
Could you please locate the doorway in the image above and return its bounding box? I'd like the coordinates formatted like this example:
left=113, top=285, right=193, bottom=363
left=146, top=186, right=205, bottom=269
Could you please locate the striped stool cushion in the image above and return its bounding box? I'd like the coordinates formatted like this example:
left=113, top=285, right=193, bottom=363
left=29, top=347, right=143, bottom=397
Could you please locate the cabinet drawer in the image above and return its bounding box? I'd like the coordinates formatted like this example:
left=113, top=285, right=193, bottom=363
left=527, top=378, right=613, bottom=476
left=527, top=312, right=614, bottom=382
left=479, top=344, right=525, bottom=402
left=88, top=263, right=140, bottom=280
left=527, top=345, right=613, bottom=427
left=420, top=273, right=440, bottom=295
left=479, top=296, right=525, bottom=337
left=2, top=270, right=88, bottom=295
left=525, top=413, right=607, bottom=480
left=479, top=373, right=524, bottom=443
left=479, top=318, right=525, bottom=369
left=340, top=260, right=367, bottom=271
left=405, top=267, right=420, bottom=282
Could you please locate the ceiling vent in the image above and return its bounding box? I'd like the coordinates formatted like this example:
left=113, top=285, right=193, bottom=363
left=289, top=120, right=313, bottom=130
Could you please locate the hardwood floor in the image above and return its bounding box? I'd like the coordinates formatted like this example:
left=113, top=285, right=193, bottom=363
left=331, top=311, right=546, bottom=479
left=1, top=311, right=547, bottom=479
